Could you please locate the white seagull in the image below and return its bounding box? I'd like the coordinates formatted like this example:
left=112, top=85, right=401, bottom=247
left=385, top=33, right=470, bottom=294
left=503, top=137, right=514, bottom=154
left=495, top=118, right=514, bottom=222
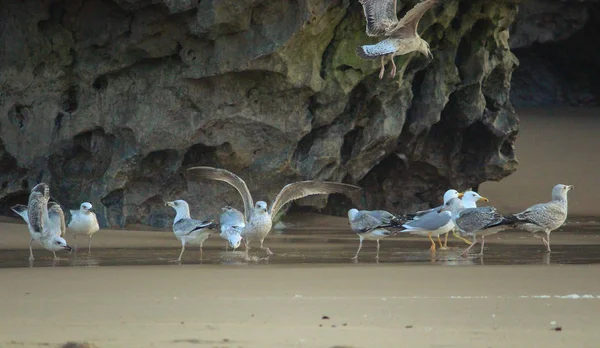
left=68, top=202, right=100, bottom=253
left=165, top=199, right=217, bottom=262
left=220, top=205, right=245, bottom=251
left=14, top=183, right=72, bottom=261
left=400, top=209, right=454, bottom=253
left=187, top=166, right=361, bottom=256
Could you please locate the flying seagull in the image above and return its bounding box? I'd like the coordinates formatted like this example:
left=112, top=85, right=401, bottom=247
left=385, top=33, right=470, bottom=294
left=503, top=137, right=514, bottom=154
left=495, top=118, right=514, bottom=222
left=187, top=167, right=361, bottom=256
left=508, top=184, right=573, bottom=252
left=68, top=202, right=100, bottom=253
left=165, top=199, right=217, bottom=262
left=348, top=208, right=404, bottom=260
left=357, top=0, right=438, bottom=79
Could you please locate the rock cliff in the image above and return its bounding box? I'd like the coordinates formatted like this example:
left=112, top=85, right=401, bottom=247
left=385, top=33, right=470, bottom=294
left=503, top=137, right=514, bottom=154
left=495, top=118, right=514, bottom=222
left=0, top=0, right=520, bottom=227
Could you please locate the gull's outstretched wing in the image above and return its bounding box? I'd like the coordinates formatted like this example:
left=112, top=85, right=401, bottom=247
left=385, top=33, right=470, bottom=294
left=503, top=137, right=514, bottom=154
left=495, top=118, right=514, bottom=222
left=270, top=181, right=361, bottom=218
left=28, top=183, right=50, bottom=234
left=187, top=167, right=254, bottom=223
left=48, top=202, right=66, bottom=237
left=390, top=0, right=438, bottom=38
left=359, top=0, right=399, bottom=37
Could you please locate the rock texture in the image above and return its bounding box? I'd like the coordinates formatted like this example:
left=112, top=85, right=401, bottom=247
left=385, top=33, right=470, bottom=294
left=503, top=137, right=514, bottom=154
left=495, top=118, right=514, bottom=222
left=0, top=0, right=519, bottom=227
left=510, top=0, right=600, bottom=107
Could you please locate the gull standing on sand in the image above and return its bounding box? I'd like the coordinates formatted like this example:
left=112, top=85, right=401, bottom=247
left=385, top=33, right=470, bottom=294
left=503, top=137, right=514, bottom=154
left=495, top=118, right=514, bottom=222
left=445, top=190, right=490, bottom=247
left=187, top=167, right=361, bottom=256
left=165, top=200, right=217, bottom=262
left=407, top=189, right=467, bottom=248
left=356, top=0, right=438, bottom=79
left=68, top=202, right=100, bottom=253
left=400, top=209, right=454, bottom=253
left=509, top=184, right=573, bottom=252
left=347, top=209, right=404, bottom=260
left=442, top=197, right=521, bottom=256
left=16, top=183, right=72, bottom=261
left=220, top=205, right=245, bottom=251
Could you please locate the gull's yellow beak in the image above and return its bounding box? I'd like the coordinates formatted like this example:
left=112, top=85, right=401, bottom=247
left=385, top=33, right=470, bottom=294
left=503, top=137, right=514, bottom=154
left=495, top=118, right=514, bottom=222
left=165, top=201, right=174, bottom=207
left=457, top=192, right=464, bottom=198
left=478, top=196, right=489, bottom=202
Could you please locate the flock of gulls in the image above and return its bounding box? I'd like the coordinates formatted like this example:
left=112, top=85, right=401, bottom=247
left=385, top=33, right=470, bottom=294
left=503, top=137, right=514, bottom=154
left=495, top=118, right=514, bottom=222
left=4, top=0, right=575, bottom=263
left=10, top=166, right=573, bottom=263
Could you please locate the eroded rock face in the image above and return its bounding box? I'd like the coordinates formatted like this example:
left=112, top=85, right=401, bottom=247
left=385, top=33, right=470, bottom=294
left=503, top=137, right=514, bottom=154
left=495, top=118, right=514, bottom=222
left=0, top=0, right=519, bottom=227
left=509, top=0, right=600, bottom=107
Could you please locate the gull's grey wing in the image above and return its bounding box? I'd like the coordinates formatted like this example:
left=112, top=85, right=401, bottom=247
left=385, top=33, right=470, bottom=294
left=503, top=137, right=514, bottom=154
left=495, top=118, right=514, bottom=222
left=187, top=167, right=254, bottom=223
left=367, top=210, right=397, bottom=224
left=173, top=218, right=216, bottom=237
left=514, top=201, right=567, bottom=230
left=350, top=211, right=388, bottom=233
left=390, top=0, right=438, bottom=38
left=455, top=207, right=503, bottom=234
left=28, top=184, right=49, bottom=234
left=403, top=210, right=451, bottom=230
left=220, top=206, right=245, bottom=227
left=269, top=181, right=361, bottom=218
left=48, top=202, right=66, bottom=237
left=359, top=0, right=398, bottom=37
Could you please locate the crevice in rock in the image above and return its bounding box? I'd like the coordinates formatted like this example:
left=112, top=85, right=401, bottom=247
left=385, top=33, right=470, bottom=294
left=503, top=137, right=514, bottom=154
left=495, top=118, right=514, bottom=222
left=101, top=189, right=125, bottom=227
left=182, top=143, right=218, bottom=168
left=340, top=127, right=362, bottom=165
left=7, top=104, right=28, bottom=131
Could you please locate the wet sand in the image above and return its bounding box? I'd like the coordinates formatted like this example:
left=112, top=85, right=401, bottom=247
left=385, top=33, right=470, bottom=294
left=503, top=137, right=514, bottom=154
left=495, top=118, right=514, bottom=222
left=2, top=107, right=599, bottom=347
left=2, top=216, right=600, bottom=347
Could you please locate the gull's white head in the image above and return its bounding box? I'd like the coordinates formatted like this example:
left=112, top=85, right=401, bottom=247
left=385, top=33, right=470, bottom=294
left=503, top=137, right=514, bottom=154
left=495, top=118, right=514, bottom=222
left=227, top=233, right=243, bottom=250
left=348, top=208, right=359, bottom=221
left=442, top=189, right=460, bottom=204
left=461, top=191, right=488, bottom=208
left=255, top=201, right=268, bottom=214
left=418, top=40, right=434, bottom=60
left=552, top=184, right=573, bottom=201
left=45, top=236, right=72, bottom=252
left=165, top=199, right=190, bottom=214
left=80, top=202, right=94, bottom=213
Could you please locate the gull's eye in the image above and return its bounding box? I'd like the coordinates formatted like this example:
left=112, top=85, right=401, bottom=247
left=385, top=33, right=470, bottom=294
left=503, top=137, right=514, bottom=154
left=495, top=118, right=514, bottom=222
left=56, top=241, right=61, bottom=245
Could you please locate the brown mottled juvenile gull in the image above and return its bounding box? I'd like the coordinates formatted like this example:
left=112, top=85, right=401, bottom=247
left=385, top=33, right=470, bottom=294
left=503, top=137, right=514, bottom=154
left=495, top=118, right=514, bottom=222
left=15, top=183, right=72, bottom=261
left=187, top=167, right=361, bottom=256
left=442, top=198, right=520, bottom=256
left=165, top=199, right=217, bottom=262
left=347, top=208, right=404, bottom=260
left=509, top=184, right=573, bottom=252
left=357, top=0, right=438, bottom=79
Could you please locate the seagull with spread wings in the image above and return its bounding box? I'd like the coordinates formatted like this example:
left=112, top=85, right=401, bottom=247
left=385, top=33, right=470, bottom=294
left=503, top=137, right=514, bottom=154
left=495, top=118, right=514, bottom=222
left=187, top=167, right=361, bottom=256
left=357, top=0, right=438, bottom=79
left=15, top=183, right=72, bottom=261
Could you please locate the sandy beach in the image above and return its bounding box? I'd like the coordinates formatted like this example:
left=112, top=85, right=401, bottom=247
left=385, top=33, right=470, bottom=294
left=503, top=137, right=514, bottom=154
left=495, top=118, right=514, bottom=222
left=1, top=107, right=599, bottom=347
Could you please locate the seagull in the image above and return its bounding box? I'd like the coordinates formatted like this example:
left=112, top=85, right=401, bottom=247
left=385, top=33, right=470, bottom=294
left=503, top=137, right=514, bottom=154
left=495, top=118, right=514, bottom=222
left=442, top=197, right=521, bottom=256
left=508, top=184, right=573, bottom=252
left=19, top=183, right=72, bottom=261
left=187, top=166, right=361, bottom=256
left=400, top=209, right=454, bottom=253
left=357, top=0, right=438, bottom=79
left=220, top=205, right=245, bottom=251
left=347, top=209, right=404, bottom=260
left=445, top=190, right=490, bottom=247
left=165, top=199, right=217, bottom=262
left=406, top=189, right=465, bottom=249
left=68, top=202, right=100, bottom=253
